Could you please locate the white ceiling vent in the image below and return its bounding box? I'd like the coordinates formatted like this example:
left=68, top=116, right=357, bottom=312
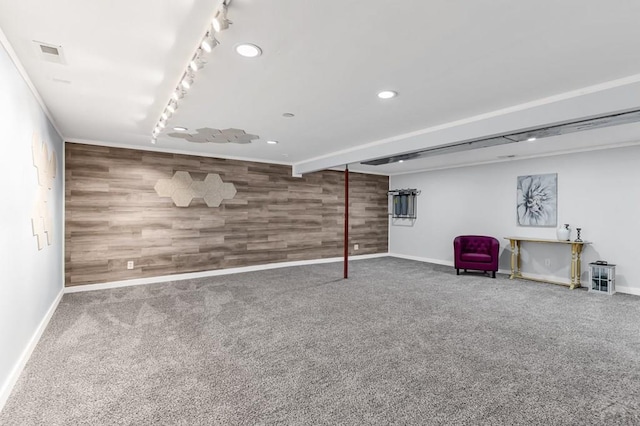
left=33, top=41, right=66, bottom=64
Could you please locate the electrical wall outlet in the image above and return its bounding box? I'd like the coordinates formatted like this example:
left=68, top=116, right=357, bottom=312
left=127, top=261, right=134, bottom=270
left=354, top=244, right=359, bottom=250
left=544, top=258, right=551, bottom=267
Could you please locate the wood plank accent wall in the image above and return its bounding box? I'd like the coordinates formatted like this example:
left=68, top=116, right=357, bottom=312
left=65, top=143, right=389, bottom=286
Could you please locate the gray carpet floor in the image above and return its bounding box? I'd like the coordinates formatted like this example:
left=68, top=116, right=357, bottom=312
left=2, top=257, right=640, bottom=425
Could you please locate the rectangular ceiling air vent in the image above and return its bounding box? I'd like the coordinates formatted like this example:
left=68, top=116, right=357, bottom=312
left=40, top=45, right=59, bottom=56
left=33, top=41, right=66, bottom=65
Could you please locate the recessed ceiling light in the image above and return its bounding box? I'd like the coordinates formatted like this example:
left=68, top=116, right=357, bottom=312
left=282, top=112, right=295, bottom=118
left=235, top=43, right=262, bottom=58
left=267, top=140, right=278, bottom=145
left=398, top=160, right=404, bottom=163
left=377, top=90, right=397, bottom=99
left=173, top=126, right=188, bottom=131
left=527, top=137, right=537, bottom=142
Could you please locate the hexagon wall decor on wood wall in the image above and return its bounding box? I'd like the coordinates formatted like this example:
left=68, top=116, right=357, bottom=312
left=154, top=171, right=237, bottom=207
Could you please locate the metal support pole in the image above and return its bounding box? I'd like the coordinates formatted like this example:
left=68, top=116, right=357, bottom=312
left=343, top=165, right=349, bottom=279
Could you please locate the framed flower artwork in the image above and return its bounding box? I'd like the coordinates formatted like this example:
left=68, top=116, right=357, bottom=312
left=516, top=173, right=557, bottom=227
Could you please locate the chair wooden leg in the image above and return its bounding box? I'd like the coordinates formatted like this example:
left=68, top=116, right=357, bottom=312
left=456, top=269, right=459, bottom=275
left=492, top=271, right=496, bottom=278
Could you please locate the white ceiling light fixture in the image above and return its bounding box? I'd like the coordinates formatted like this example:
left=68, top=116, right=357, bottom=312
left=212, top=3, right=231, bottom=33
left=150, top=0, right=236, bottom=144
left=173, top=126, right=188, bottom=132
left=181, top=72, right=194, bottom=89
left=172, top=87, right=186, bottom=101
left=527, top=137, right=537, bottom=142
left=189, top=49, right=206, bottom=71
left=201, top=30, right=219, bottom=53
left=235, top=43, right=262, bottom=58
left=266, top=140, right=278, bottom=145
left=377, top=90, right=398, bottom=99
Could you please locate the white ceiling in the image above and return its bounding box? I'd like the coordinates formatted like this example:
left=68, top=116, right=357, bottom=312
left=2, top=0, right=640, bottom=175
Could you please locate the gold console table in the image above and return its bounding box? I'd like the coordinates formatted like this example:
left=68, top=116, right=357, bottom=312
left=504, top=237, right=591, bottom=289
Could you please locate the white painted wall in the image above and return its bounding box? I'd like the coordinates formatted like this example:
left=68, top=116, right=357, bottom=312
left=389, top=145, right=640, bottom=295
left=0, top=40, right=63, bottom=409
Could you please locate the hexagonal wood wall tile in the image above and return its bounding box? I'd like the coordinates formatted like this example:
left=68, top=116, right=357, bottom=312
left=171, top=188, right=194, bottom=207
left=203, top=191, right=224, bottom=207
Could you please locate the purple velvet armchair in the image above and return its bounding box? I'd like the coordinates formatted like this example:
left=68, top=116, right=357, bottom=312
left=453, top=235, right=500, bottom=278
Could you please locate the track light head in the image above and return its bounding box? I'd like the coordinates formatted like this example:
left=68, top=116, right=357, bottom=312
left=212, top=5, right=231, bottom=32
left=181, top=72, right=194, bottom=89
left=189, top=49, right=206, bottom=72
left=201, top=31, right=219, bottom=53
left=189, top=59, right=203, bottom=72
left=172, top=87, right=186, bottom=101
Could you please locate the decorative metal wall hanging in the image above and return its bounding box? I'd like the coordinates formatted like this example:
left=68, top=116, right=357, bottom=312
left=388, top=189, right=420, bottom=220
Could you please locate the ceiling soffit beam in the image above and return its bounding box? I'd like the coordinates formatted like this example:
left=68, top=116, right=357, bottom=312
left=362, top=108, right=640, bottom=166
left=292, top=74, right=640, bottom=176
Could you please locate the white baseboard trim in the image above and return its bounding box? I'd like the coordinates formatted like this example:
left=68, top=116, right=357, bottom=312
left=389, top=253, right=640, bottom=296
left=388, top=253, right=453, bottom=267
left=65, top=253, right=390, bottom=293
left=0, top=287, right=64, bottom=413
left=615, top=286, right=640, bottom=297
left=389, top=253, right=510, bottom=275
